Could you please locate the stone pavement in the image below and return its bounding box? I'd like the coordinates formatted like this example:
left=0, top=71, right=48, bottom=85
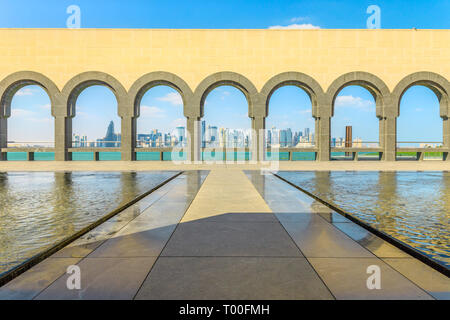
left=0, top=169, right=448, bottom=300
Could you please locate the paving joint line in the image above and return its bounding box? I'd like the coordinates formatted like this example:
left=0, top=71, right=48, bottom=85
left=28, top=171, right=184, bottom=299
left=243, top=171, right=338, bottom=300
left=132, top=170, right=211, bottom=300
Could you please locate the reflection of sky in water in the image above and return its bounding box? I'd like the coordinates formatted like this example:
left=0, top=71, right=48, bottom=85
left=0, top=171, right=178, bottom=275
left=278, top=171, right=450, bottom=268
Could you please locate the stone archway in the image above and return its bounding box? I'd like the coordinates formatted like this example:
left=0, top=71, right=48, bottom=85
left=393, top=72, right=450, bottom=159
left=260, top=72, right=326, bottom=161
left=60, top=71, right=128, bottom=160
left=0, top=71, right=61, bottom=160
left=128, top=72, right=193, bottom=160
left=190, top=72, right=259, bottom=162
left=327, top=71, right=392, bottom=160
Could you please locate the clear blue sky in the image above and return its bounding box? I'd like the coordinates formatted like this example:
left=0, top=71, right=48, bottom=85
left=3, top=0, right=449, bottom=143
left=1, top=0, right=449, bottom=29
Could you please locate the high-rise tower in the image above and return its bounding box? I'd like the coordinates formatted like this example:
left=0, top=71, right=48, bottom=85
left=345, top=125, right=352, bottom=156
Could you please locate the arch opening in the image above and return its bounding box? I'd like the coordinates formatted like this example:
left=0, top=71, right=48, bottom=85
left=331, top=85, right=379, bottom=160
left=135, top=85, right=186, bottom=161
left=7, top=84, right=54, bottom=161
left=71, top=85, right=120, bottom=161
left=201, top=85, right=251, bottom=161
left=397, top=85, right=443, bottom=160
left=265, top=85, right=315, bottom=161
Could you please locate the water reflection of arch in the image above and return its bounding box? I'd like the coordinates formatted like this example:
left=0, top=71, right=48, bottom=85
left=313, top=171, right=332, bottom=195
left=120, top=171, right=139, bottom=206
left=0, top=172, right=9, bottom=207
left=52, top=172, right=77, bottom=237
left=392, top=72, right=450, bottom=149
left=435, top=172, right=450, bottom=257
left=53, top=172, right=74, bottom=205
left=311, top=171, right=333, bottom=219
left=375, top=171, right=399, bottom=229
left=438, top=171, right=450, bottom=226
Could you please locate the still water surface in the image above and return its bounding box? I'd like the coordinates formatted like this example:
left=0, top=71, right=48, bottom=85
left=278, top=171, right=450, bottom=268
left=0, top=171, right=178, bottom=275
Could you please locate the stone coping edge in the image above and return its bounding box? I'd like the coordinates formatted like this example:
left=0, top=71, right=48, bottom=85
left=272, top=172, right=450, bottom=278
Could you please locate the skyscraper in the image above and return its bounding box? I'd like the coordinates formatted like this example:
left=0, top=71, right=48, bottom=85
left=345, top=126, right=352, bottom=148
left=104, top=121, right=115, bottom=147
left=293, top=132, right=299, bottom=146
left=271, top=127, right=279, bottom=146
left=176, top=126, right=185, bottom=146
left=266, top=129, right=272, bottom=147
left=304, top=128, right=310, bottom=142
left=331, top=137, right=337, bottom=148
left=345, top=125, right=352, bottom=156
left=286, top=128, right=292, bottom=147
left=278, top=129, right=293, bottom=147
left=280, top=130, right=287, bottom=147
left=219, top=127, right=227, bottom=147
left=72, top=133, right=80, bottom=147
left=97, top=121, right=120, bottom=147
left=208, top=126, right=218, bottom=146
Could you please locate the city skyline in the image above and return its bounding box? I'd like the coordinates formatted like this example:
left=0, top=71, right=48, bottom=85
left=7, top=84, right=444, bottom=146
left=72, top=117, right=381, bottom=150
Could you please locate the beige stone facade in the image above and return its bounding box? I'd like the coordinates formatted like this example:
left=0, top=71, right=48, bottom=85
left=0, top=29, right=449, bottom=161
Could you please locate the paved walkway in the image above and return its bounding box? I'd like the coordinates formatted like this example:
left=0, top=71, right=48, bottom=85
left=0, top=169, right=448, bottom=299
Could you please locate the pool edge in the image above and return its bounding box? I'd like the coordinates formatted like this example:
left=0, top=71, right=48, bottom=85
left=0, top=171, right=184, bottom=287
left=272, top=172, right=450, bottom=278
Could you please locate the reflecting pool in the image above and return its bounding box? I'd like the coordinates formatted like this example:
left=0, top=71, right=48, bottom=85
left=0, top=171, right=179, bottom=275
left=277, top=171, right=450, bottom=268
